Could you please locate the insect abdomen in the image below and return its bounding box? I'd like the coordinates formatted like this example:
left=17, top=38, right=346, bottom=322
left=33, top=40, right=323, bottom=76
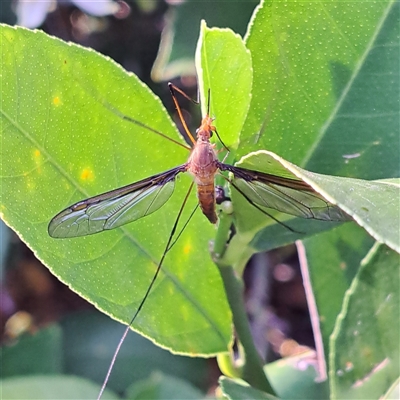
left=197, top=182, right=217, bottom=224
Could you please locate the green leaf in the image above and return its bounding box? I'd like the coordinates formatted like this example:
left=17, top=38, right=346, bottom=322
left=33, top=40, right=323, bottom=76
left=125, top=372, right=205, bottom=400
left=242, top=0, right=399, bottom=181
left=301, top=224, right=375, bottom=357
left=219, top=376, right=278, bottom=400
left=304, top=1, right=400, bottom=178
left=382, top=379, right=400, bottom=400
left=220, top=351, right=330, bottom=400
left=221, top=151, right=399, bottom=264
left=0, top=375, right=118, bottom=400
left=330, top=243, right=400, bottom=399
left=298, top=171, right=400, bottom=253
left=0, top=325, right=63, bottom=377
left=196, top=22, right=253, bottom=150
left=265, top=351, right=329, bottom=399
left=0, top=25, right=231, bottom=354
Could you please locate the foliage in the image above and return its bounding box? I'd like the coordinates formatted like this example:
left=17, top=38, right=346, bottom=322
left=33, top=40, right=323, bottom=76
left=1, top=0, right=399, bottom=398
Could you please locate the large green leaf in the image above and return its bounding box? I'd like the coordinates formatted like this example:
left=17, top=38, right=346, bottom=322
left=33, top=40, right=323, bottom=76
left=304, top=1, right=400, bottom=178
left=0, top=25, right=232, bottom=354
left=242, top=0, right=398, bottom=180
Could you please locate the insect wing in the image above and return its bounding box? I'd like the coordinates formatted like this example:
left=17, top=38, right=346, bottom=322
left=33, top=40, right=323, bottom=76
left=223, top=165, right=350, bottom=222
left=48, top=166, right=185, bottom=238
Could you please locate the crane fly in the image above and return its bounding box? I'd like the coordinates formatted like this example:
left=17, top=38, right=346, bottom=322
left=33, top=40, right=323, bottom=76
left=48, top=83, right=348, bottom=399
left=48, top=84, right=347, bottom=238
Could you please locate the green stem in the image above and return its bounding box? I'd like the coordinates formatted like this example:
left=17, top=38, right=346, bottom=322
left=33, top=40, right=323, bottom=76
left=218, top=265, right=275, bottom=394
left=213, top=210, right=276, bottom=395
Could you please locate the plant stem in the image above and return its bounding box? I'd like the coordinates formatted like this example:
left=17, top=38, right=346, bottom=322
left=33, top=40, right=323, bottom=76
left=213, top=210, right=276, bottom=395
left=218, top=265, right=275, bottom=394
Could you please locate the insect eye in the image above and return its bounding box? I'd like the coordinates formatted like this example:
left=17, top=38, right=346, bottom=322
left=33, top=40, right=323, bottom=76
left=209, top=130, right=213, bottom=137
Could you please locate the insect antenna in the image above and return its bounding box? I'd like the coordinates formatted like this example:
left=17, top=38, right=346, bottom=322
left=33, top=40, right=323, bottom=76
left=97, top=182, right=195, bottom=400
left=214, top=128, right=230, bottom=154
left=205, top=88, right=230, bottom=153
left=119, top=112, right=191, bottom=151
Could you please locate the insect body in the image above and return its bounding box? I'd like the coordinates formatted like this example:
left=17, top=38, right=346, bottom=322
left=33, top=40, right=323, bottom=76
left=186, top=114, right=219, bottom=223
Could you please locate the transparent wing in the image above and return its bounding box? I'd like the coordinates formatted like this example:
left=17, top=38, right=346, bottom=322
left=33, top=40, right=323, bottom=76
left=219, top=164, right=350, bottom=222
left=48, top=165, right=186, bottom=238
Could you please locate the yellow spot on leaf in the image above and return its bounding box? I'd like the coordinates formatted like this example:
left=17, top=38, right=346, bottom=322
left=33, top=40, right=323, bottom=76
left=53, top=96, right=61, bottom=106
left=32, top=150, right=43, bottom=173
left=183, top=243, right=192, bottom=255
left=80, top=168, right=94, bottom=181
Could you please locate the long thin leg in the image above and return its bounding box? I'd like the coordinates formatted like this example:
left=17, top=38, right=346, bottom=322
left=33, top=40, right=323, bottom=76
left=97, top=182, right=195, bottom=400
left=168, top=83, right=197, bottom=145
left=167, top=203, right=199, bottom=252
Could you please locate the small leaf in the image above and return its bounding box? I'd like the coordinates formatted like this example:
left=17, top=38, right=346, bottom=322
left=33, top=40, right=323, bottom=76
left=265, top=351, right=329, bottom=399
left=330, top=243, right=400, bottom=399
left=219, top=376, right=278, bottom=400
left=220, top=351, right=330, bottom=400
left=196, top=22, right=252, bottom=150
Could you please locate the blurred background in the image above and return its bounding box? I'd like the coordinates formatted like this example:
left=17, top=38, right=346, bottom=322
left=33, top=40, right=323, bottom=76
left=1, top=1, right=314, bottom=397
